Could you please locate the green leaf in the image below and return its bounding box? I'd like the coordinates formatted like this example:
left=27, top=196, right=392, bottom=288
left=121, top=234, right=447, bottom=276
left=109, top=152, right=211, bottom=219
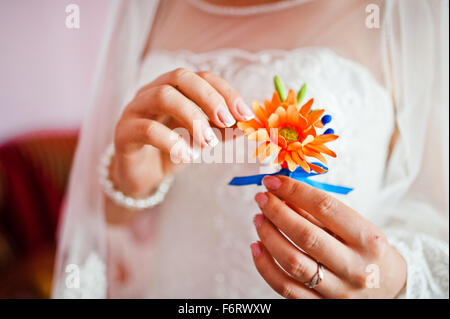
left=273, top=75, right=287, bottom=102
left=297, top=83, right=307, bottom=105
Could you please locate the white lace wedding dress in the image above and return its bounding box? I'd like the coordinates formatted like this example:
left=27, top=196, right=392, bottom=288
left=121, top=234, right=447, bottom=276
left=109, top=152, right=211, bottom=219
left=53, top=0, right=449, bottom=299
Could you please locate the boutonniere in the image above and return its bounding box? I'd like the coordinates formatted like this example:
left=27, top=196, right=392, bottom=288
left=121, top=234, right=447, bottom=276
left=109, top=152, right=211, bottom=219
left=229, top=76, right=353, bottom=195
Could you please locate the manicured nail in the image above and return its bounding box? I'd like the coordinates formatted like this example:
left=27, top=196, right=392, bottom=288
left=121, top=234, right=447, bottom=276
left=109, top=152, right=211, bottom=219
left=253, top=214, right=264, bottom=228
left=217, top=105, right=236, bottom=127
left=236, top=98, right=254, bottom=120
left=250, top=242, right=261, bottom=257
left=203, top=126, right=219, bottom=147
left=263, top=176, right=282, bottom=191
left=255, top=192, right=268, bottom=208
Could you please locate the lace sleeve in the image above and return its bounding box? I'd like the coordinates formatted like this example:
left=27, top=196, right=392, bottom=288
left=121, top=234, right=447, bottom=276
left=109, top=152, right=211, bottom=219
left=386, top=229, right=449, bottom=299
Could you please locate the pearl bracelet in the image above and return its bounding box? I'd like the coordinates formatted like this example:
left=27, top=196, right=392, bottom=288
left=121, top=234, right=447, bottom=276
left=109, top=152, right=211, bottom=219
left=98, top=143, right=173, bottom=210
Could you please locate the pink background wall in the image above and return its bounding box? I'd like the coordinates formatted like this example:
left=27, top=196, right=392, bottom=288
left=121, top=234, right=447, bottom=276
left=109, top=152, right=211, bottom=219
left=0, top=0, right=110, bottom=143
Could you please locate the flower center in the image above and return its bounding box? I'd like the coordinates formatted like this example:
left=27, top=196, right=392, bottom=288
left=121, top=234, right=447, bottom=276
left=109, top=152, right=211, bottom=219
left=279, top=127, right=299, bottom=142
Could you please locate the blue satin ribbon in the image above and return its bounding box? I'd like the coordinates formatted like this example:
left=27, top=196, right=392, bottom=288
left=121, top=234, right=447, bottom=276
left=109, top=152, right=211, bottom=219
left=228, top=163, right=353, bottom=195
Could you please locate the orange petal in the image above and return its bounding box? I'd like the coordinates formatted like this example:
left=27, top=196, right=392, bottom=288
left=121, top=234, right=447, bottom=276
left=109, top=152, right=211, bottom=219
left=298, top=113, right=308, bottom=130
left=268, top=113, right=280, bottom=128
left=308, top=162, right=327, bottom=174
left=286, top=104, right=306, bottom=128
left=285, top=152, right=299, bottom=172
left=278, top=135, right=287, bottom=149
left=302, top=135, right=314, bottom=145
left=303, top=147, right=328, bottom=165
left=311, top=134, right=339, bottom=145
left=299, top=98, right=314, bottom=116
left=297, top=146, right=306, bottom=160
left=303, top=125, right=317, bottom=137
left=247, top=128, right=270, bottom=142
left=237, top=118, right=261, bottom=131
left=306, top=109, right=325, bottom=129
left=267, top=142, right=281, bottom=156
left=314, top=121, right=323, bottom=128
left=252, top=101, right=267, bottom=122
left=254, top=142, right=270, bottom=161
left=305, top=144, right=336, bottom=157
left=287, top=141, right=302, bottom=151
left=271, top=91, right=282, bottom=109
left=275, top=150, right=287, bottom=164
left=244, top=128, right=255, bottom=135
left=274, top=106, right=287, bottom=124
left=291, top=152, right=310, bottom=173
left=285, top=89, right=297, bottom=105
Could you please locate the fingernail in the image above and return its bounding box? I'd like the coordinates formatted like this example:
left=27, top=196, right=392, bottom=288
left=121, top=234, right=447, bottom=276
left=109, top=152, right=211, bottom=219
left=255, top=192, right=268, bottom=208
left=203, top=126, right=219, bottom=147
left=250, top=242, right=261, bottom=257
left=217, top=105, right=236, bottom=127
left=253, top=214, right=264, bottom=228
left=236, top=98, right=254, bottom=121
left=263, top=176, right=282, bottom=191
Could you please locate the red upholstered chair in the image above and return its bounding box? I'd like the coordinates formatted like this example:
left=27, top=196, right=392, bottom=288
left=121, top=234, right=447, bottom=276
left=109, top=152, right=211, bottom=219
left=0, top=130, right=78, bottom=298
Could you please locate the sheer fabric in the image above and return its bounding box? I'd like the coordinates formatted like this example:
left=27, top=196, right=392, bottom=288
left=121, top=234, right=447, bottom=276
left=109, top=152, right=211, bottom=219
left=52, top=0, right=449, bottom=298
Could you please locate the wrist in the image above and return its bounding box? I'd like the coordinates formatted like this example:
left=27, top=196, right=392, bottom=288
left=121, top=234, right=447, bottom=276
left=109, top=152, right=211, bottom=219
left=111, top=148, right=163, bottom=198
left=100, top=143, right=173, bottom=210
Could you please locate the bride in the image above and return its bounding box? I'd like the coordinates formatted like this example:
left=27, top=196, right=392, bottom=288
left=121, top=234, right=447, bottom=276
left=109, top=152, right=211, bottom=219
left=52, top=0, right=449, bottom=298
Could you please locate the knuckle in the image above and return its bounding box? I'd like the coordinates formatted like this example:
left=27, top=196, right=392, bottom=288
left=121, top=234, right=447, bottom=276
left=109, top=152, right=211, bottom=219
left=257, top=222, right=269, bottom=240
left=223, top=86, right=235, bottom=99
left=279, top=284, right=296, bottom=299
left=286, top=254, right=309, bottom=280
left=256, top=261, right=270, bottom=279
left=144, top=121, right=157, bottom=138
left=302, top=228, right=321, bottom=252
left=315, top=193, right=335, bottom=215
left=205, top=88, right=220, bottom=104
left=197, top=70, right=213, bottom=79
left=114, top=122, right=127, bottom=148
left=154, top=85, right=174, bottom=104
left=265, top=198, right=282, bottom=221
left=352, top=271, right=368, bottom=289
left=286, top=180, right=301, bottom=198
left=172, top=67, right=190, bottom=81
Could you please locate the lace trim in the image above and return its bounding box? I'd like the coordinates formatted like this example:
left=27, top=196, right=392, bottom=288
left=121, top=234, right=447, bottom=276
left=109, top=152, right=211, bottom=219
left=145, top=47, right=390, bottom=95
left=387, top=230, right=449, bottom=299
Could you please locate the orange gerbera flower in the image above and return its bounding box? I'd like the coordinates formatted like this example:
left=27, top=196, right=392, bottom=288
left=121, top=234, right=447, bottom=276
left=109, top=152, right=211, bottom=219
left=237, top=82, right=338, bottom=174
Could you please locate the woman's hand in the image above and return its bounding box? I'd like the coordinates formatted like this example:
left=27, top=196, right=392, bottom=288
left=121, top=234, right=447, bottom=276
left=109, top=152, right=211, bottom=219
left=250, top=175, right=407, bottom=299
left=112, top=68, right=253, bottom=199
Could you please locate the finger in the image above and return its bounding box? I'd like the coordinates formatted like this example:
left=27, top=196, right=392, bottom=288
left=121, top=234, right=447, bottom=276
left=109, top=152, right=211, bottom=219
left=255, top=191, right=355, bottom=279
left=197, top=71, right=254, bottom=122
left=262, top=175, right=374, bottom=246
left=250, top=241, right=321, bottom=299
left=154, top=68, right=237, bottom=128
left=115, top=118, right=198, bottom=163
left=253, top=214, right=353, bottom=298
left=286, top=203, right=325, bottom=229
left=131, top=84, right=219, bottom=148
